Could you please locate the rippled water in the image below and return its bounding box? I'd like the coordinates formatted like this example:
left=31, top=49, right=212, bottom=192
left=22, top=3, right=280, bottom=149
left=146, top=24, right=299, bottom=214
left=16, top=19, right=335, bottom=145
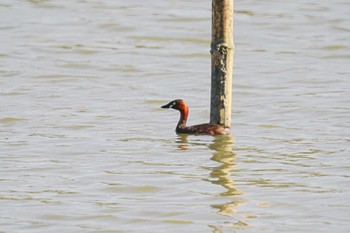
left=1, top=0, right=349, bottom=232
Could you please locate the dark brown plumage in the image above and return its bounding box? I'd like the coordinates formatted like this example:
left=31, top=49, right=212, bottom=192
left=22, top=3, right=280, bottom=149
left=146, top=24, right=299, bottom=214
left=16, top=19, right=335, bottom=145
left=161, top=99, right=230, bottom=135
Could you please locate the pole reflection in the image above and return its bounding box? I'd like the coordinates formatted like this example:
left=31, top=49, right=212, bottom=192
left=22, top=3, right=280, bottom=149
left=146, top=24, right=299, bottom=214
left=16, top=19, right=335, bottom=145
left=208, top=135, right=248, bottom=232
left=208, top=135, right=240, bottom=197
left=208, top=135, right=244, bottom=216
left=174, top=134, right=248, bottom=232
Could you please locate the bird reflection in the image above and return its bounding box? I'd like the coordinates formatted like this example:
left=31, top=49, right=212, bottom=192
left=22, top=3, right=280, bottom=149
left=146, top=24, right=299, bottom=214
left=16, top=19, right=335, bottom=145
left=175, top=134, right=190, bottom=150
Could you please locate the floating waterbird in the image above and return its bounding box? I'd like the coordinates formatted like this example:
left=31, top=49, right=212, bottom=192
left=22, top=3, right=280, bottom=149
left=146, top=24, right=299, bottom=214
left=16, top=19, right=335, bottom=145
left=161, top=99, right=230, bottom=135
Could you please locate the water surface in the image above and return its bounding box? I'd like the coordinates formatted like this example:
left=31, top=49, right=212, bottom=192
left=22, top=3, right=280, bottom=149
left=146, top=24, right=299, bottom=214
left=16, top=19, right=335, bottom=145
left=0, top=0, right=349, bottom=232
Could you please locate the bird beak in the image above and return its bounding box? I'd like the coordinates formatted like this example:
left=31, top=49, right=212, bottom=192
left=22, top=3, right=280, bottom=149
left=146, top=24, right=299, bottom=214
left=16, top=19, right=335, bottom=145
left=161, top=103, right=171, bottom=109
left=161, top=101, right=174, bottom=109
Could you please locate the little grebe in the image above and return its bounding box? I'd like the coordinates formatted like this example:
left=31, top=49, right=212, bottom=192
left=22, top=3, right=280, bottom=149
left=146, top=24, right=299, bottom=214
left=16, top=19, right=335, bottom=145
left=161, top=99, right=230, bottom=135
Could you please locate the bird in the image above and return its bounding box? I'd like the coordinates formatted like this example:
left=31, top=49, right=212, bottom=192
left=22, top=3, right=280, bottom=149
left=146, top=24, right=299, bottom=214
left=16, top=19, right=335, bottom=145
left=161, top=99, right=230, bottom=135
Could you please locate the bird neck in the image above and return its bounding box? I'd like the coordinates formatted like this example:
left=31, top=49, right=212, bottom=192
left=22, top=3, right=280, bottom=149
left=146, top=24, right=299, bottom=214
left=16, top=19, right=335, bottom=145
left=177, top=105, right=189, bottom=128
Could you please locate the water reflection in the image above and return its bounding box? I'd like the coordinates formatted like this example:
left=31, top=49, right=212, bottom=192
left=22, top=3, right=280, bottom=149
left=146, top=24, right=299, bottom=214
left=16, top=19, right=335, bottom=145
left=175, top=134, right=247, bottom=231
left=208, top=136, right=239, bottom=197
left=175, top=134, right=190, bottom=150
left=208, top=136, right=247, bottom=231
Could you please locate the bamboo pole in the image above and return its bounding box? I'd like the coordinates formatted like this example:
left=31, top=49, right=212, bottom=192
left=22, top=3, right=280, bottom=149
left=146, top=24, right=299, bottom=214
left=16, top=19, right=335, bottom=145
left=210, top=0, right=234, bottom=128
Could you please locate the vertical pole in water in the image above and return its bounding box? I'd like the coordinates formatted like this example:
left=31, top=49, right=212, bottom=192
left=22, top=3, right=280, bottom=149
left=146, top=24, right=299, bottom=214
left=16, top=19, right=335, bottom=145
left=210, top=0, right=234, bottom=128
